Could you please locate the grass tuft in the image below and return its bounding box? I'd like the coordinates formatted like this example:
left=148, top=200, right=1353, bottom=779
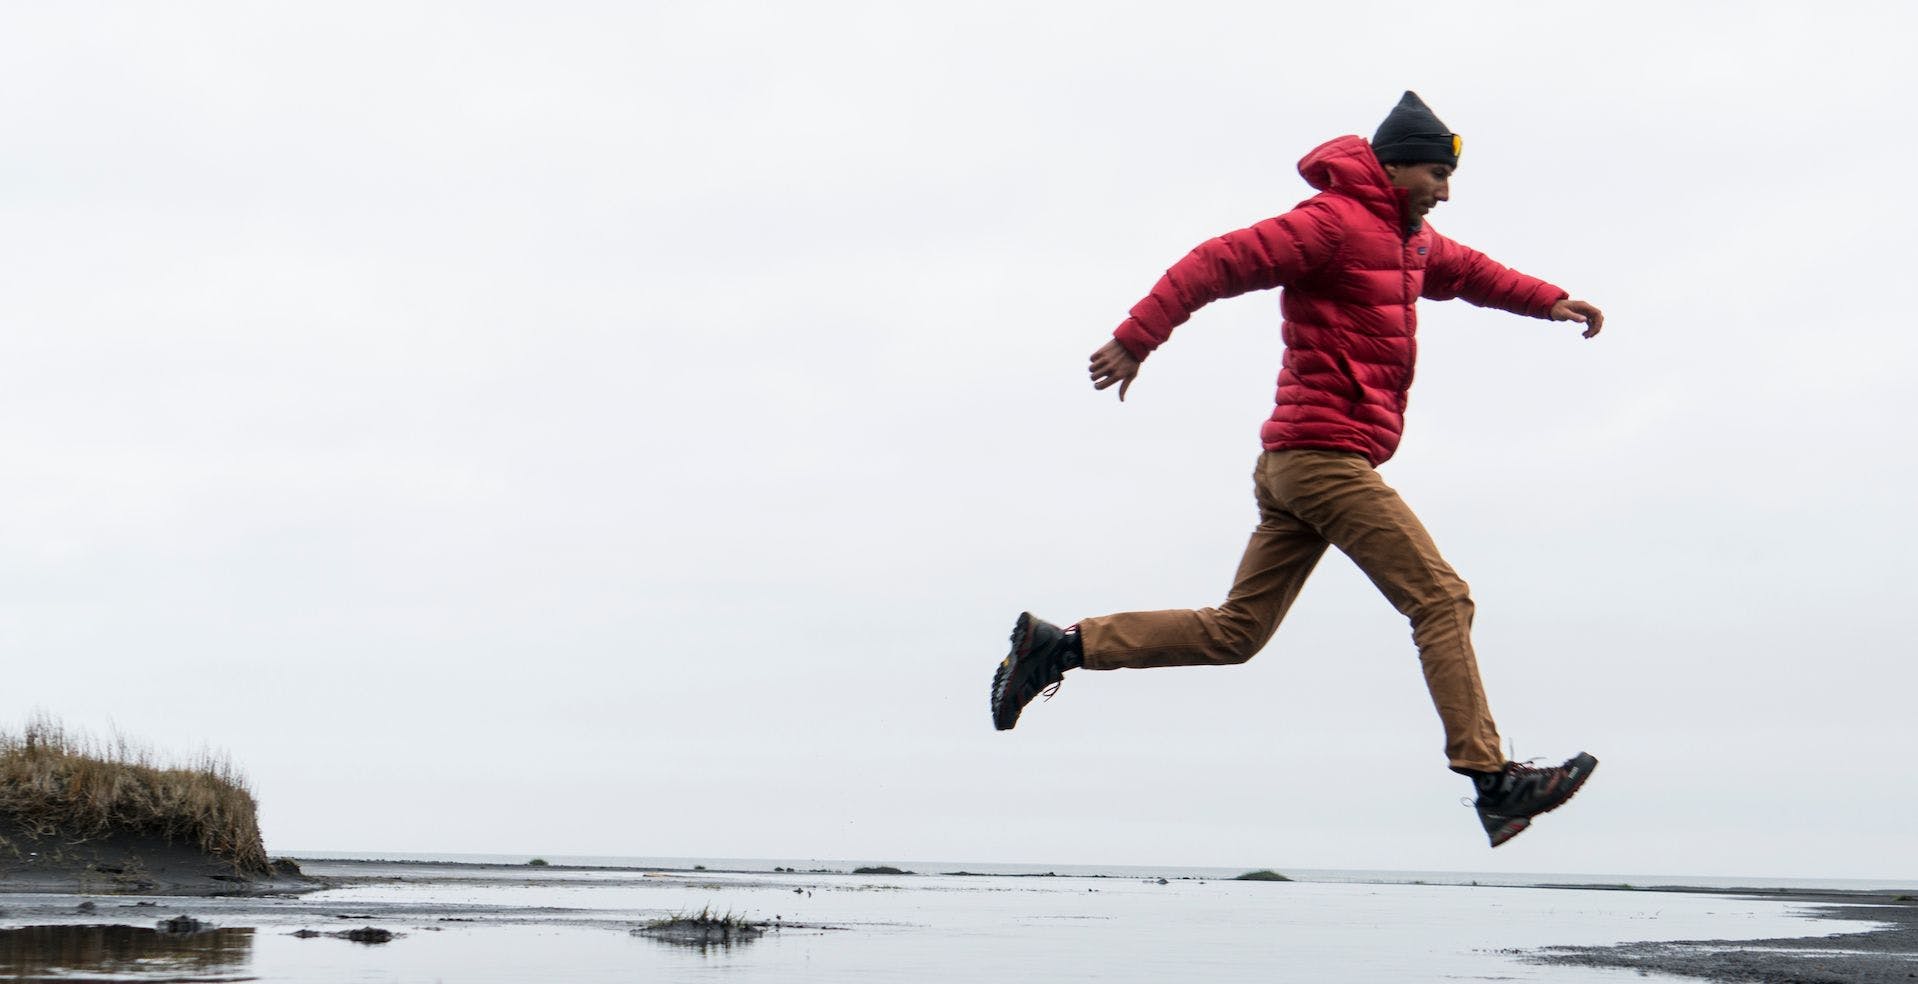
left=0, top=713, right=269, bottom=874
left=645, top=906, right=758, bottom=931
left=636, top=906, right=766, bottom=946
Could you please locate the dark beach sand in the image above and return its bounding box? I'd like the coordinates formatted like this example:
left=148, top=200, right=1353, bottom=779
left=1523, top=885, right=1918, bottom=983
left=0, top=826, right=313, bottom=897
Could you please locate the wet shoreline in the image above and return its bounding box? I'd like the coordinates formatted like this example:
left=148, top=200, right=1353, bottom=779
left=1, top=861, right=1912, bottom=982
left=1523, top=884, right=1918, bottom=983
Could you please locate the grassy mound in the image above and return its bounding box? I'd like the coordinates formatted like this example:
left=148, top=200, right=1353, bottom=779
left=634, top=907, right=765, bottom=946
left=1233, top=869, right=1292, bottom=882
left=0, top=716, right=269, bottom=875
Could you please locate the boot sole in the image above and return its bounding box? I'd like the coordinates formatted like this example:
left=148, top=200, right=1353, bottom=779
left=990, top=612, right=1036, bottom=731
left=1487, top=816, right=1530, bottom=847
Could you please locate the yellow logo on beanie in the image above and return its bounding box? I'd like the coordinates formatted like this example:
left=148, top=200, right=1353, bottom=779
left=1452, top=134, right=1463, bottom=157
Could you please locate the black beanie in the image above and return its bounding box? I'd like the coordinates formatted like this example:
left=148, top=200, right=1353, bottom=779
left=1371, top=90, right=1461, bottom=168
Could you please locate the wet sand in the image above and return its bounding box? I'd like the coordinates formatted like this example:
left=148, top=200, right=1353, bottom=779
left=1523, top=884, right=1918, bottom=983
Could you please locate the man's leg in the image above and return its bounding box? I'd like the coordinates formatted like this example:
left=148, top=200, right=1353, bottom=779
left=1261, top=450, right=1505, bottom=774
left=1076, top=455, right=1330, bottom=670
left=991, top=456, right=1325, bottom=731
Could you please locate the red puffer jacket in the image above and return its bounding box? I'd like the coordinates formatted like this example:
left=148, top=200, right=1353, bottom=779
left=1112, top=134, right=1567, bottom=466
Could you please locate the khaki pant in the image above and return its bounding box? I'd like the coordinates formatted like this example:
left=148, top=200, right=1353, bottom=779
left=1077, top=450, right=1505, bottom=773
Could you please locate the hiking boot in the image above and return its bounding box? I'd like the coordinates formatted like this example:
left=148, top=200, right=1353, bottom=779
left=990, top=613, right=1078, bottom=731
left=1473, top=752, right=1598, bottom=847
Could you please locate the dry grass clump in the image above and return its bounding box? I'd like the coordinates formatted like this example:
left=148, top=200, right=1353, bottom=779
left=643, top=906, right=759, bottom=931
left=0, top=714, right=269, bottom=874
left=635, top=906, right=765, bottom=946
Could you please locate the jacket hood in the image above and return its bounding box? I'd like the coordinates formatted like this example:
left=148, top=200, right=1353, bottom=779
left=1298, top=134, right=1405, bottom=228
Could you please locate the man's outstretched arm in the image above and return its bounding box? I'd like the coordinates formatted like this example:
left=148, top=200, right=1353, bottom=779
left=1425, top=232, right=1605, bottom=339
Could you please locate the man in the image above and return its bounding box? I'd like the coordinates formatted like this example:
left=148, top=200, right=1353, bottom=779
left=990, top=92, right=1601, bottom=848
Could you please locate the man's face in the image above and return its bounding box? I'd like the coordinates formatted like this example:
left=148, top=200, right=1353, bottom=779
left=1384, top=162, right=1452, bottom=221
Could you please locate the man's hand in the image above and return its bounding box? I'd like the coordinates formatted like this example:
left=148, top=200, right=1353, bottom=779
left=1550, top=298, right=1606, bottom=339
left=1089, top=338, right=1141, bottom=400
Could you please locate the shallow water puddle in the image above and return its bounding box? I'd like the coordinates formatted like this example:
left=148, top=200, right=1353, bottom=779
left=0, top=923, right=256, bottom=981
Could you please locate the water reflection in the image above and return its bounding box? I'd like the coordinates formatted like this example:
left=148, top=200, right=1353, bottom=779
left=0, top=924, right=255, bottom=981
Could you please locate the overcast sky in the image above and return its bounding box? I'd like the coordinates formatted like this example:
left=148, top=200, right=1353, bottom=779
left=2, top=2, right=1913, bottom=882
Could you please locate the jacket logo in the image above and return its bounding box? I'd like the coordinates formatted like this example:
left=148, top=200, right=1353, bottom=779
left=1417, top=246, right=1428, bottom=255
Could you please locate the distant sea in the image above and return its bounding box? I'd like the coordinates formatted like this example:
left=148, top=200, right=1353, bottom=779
left=282, top=851, right=1918, bottom=893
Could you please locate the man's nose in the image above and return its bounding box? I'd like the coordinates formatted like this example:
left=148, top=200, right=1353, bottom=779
left=1435, top=182, right=1450, bottom=201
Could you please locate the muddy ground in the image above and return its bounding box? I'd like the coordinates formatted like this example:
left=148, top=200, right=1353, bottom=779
left=0, top=826, right=313, bottom=896
left=1523, top=884, right=1918, bottom=983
